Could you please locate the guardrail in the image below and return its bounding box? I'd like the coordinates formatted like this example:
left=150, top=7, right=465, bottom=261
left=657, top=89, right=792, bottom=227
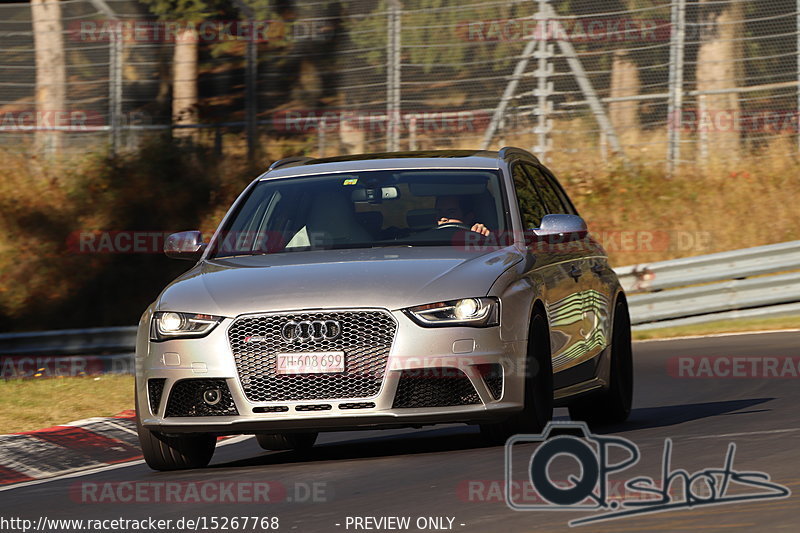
left=621, top=240, right=800, bottom=330
left=0, top=326, right=137, bottom=356
left=1, top=240, right=798, bottom=363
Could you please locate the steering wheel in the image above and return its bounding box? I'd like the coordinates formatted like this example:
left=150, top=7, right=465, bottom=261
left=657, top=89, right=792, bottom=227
left=434, top=222, right=471, bottom=231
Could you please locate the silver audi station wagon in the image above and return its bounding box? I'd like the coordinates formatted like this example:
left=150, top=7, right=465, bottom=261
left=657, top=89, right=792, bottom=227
left=136, top=148, right=633, bottom=470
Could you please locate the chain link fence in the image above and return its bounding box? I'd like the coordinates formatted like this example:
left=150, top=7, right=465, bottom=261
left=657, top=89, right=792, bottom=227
left=1, top=0, right=798, bottom=170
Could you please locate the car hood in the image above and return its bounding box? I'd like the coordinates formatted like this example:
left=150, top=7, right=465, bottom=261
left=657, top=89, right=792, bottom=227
left=156, top=246, right=523, bottom=316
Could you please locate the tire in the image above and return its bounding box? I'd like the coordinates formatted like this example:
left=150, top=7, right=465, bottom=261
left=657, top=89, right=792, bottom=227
left=568, top=296, right=633, bottom=427
left=136, top=417, right=216, bottom=471
left=481, top=310, right=553, bottom=443
left=256, top=432, right=318, bottom=451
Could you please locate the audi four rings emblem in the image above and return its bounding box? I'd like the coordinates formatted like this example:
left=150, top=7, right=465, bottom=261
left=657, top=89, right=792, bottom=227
left=281, top=320, right=342, bottom=342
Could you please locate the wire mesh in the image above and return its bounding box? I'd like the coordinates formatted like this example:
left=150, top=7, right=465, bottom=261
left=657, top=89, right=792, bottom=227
left=0, top=0, right=797, bottom=169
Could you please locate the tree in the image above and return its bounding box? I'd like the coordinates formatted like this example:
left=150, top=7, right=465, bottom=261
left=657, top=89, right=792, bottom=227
left=695, top=0, right=745, bottom=165
left=31, top=0, right=65, bottom=154
left=140, top=0, right=217, bottom=139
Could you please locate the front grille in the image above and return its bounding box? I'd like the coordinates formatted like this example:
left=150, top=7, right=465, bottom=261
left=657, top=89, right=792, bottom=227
left=229, top=310, right=397, bottom=402
left=147, top=378, right=166, bottom=415
left=165, top=379, right=238, bottom=417
left=393, top=368, right=482, bottom=408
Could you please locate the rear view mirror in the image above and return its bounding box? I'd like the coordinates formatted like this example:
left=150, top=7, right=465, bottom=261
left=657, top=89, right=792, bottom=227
left=351, top=187, right=399, bottom=203
left=534, top=214, right=588, bottom=240
left=165, top=231, right=206, bottom=260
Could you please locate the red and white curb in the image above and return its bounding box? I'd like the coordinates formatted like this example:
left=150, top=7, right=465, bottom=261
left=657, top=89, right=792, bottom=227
left=0, top=410, right=142, bottom=487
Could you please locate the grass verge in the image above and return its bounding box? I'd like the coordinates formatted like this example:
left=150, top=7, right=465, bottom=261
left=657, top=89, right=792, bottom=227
left=633, top=315, right=800, bottom=341
left=0, top=374, right=134, bottom=434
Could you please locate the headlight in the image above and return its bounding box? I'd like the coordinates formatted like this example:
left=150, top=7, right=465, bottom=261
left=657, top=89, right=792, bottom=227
left=405, top=297, right=499, bottom=327
left=150, top=312, right=223, bottom=341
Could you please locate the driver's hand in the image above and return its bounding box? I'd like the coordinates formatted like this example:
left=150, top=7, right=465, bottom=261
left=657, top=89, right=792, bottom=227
left=470, top=223, right=490, bottom=236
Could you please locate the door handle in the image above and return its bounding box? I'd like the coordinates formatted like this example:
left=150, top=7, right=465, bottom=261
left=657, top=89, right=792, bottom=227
left=569, top=265, right=583, bottom=280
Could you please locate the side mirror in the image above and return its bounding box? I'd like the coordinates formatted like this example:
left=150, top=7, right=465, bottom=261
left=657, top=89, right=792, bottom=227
left=533, top=214, right=588, bottom=240
left=165, top=231, right=206, bottom=260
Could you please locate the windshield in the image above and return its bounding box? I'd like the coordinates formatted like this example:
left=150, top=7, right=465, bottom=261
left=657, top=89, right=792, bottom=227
left=211, top=169, right=508, bottom=258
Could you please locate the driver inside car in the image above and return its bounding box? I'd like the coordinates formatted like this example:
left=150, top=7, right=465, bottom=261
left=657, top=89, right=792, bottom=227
left=434, top=195, right=491, bottom=236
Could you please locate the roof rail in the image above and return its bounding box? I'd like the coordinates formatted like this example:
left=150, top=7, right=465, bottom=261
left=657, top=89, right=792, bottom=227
left=268, top=156, right=314, bottom=171
left=497, top=146, right=540, bottom=164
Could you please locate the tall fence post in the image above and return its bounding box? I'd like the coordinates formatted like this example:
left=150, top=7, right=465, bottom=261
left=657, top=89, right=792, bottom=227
left=231, top=0, right=258, bottom=161
left=109, top=26, right=123, bottom=155
left=386, top=0, right=401, bottom=152
left=667, top=0, right=686, bottom=175
left=318, top=116, right=327, bottom=156
left=245, top=28, right=257, bottom=162
left=533, top=0, right=554, bottom=163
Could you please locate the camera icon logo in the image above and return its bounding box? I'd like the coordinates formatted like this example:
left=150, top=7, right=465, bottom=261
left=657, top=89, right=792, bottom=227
left=503, top=420, right=640, bottom=512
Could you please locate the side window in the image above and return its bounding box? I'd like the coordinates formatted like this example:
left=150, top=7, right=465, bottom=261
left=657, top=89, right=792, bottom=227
left=543, top=170, right=579, bottom=216
left=523, top=163, right=565, bottom=214
left=512, top=164, right=546, bottom=229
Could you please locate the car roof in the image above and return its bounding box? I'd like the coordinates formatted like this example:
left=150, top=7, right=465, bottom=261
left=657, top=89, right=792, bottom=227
left=262, top=150, right=505, bottom=179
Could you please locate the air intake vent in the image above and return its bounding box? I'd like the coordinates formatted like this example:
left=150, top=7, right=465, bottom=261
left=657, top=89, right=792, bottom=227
left=295, top=404, right=333, bottom=412
left=339, top=402, right=376, bottom=410
left=253, top=406, right=289, bottom=413
left=479, top=364, right=504, bottom=400
left=147, top=378, right=166, bottom=415
left=393, top=368, right=481, bottom=408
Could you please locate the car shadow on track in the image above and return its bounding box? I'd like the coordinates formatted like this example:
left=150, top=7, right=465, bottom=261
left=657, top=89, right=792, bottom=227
left=594, top=397, right=774, bottom=435
left=209, top=398, right=773, bottom=469
left=210, top=425, right=496, bottom=469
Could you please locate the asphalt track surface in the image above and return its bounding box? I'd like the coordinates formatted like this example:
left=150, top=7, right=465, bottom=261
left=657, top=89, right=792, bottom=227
left=1, top=330, right=799, bottom=532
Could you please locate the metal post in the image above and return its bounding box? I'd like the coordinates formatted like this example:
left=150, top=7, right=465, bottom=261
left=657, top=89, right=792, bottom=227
left=232, top=0, right=258, bottom=162
left=600, top=131, right=608, bottom=163
left=318, top=116, right=326, bottom=157
left=533, top=0, right=554, bottom=163
left=245, top=31, right=257, bottom=162
left=667, top=0, right=686, bottom=175
left=109, top=26, right=123, bottom=155
left=386, top=0, right=401, bottom=152
left=698, top=94, right=708, bottom=162
left=409, top=115, right=417, bottom=151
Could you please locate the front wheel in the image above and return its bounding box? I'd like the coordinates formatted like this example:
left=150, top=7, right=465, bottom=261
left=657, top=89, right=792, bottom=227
left=481, top=311, right=553, bottom=443
left=136, top=417, right=216, bottom=471
left=568, top=297, right=633, bottom=427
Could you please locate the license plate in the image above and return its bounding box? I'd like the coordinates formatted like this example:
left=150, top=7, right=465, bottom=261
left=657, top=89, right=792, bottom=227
left=276, top=352, right=345, bottom=374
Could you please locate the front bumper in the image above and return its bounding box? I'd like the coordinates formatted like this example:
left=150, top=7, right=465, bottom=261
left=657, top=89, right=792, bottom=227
left=136, top=309, right=527, bottom=434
